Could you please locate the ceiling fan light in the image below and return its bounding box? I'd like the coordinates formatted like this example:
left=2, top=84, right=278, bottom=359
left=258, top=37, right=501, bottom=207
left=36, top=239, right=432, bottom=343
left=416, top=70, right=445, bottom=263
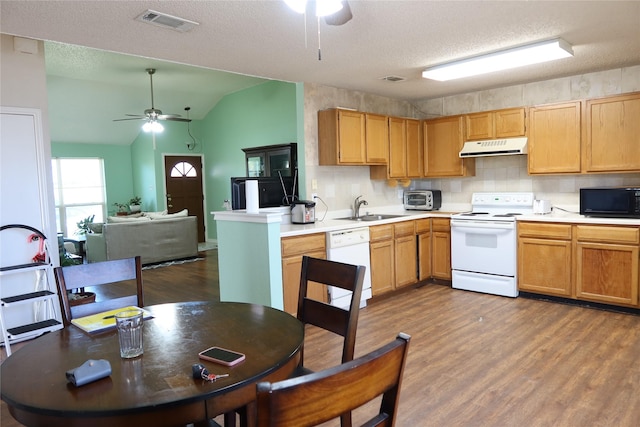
left=142, top=120, right=164, bottom=133
left=422, top=38, right=574, bottom=81
left=284, top=0, right=307, bottom=14
left=316, top=0, right=343, bottom=17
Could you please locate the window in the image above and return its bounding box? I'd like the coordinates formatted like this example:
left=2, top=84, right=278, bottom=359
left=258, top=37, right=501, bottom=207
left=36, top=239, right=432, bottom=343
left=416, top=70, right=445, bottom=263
left=170, top=161, right=197, bottom=177
left=52, top=158, right=106, bottom=237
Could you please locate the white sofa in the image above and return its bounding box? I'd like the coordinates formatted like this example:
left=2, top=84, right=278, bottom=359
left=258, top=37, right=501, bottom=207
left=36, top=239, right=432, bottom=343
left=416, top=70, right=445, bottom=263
left=85, top=216, right=198, bottom=265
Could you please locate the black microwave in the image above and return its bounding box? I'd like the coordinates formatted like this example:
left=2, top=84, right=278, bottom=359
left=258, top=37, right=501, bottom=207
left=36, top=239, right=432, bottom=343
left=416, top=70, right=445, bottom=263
left=579, top=187, right=640, bottom=218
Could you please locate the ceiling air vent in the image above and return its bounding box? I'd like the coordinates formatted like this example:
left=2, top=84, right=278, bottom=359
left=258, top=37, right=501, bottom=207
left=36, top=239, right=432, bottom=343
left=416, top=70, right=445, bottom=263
left=135, top=10, right=199, bottom=33
left=380, top=76, right=406, bottom=82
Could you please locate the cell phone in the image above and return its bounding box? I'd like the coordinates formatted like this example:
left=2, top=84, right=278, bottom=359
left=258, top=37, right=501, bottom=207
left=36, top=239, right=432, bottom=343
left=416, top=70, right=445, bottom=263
left=198, top=346, right=246, bottom=366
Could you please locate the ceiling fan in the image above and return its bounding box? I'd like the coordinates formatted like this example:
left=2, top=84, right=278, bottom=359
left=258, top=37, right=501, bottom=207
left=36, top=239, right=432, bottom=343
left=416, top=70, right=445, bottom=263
left=284, top=0, right=352, bottom=25
left=114, top=68, right=191, bottom=132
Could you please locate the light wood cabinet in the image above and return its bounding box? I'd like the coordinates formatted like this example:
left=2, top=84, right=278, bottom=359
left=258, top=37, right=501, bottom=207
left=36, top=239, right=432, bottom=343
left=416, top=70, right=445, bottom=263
left=528, top=102, right=582, bottom=174
left=365, top=113, right=389, bottom=165
left=281, top=233, right=327, bottom=315
left=518, top=222, right=573, bottom=297
left=416, top=219, right=431, bottom=281
left=370, top=117, right=422, bottom=180
left=387, top=116, right=406, bottom=178
left=369, top=224, right=395, bottom=296
left=431, top=218, right=451, bottom=280
left=424, top=116, right=475, bottom=178
left=394, top=221, right=417, bottom=288
left=318, top=108, right=389, bottom=166
left=575, top=225, right=639, bottom=306
left=318, top=108, right=365, bottom=165
left=583, top=92, right=640, bottom=173
left=465, top=108, right=526, bottom=141
left=518, top=221, right=640, bottom=308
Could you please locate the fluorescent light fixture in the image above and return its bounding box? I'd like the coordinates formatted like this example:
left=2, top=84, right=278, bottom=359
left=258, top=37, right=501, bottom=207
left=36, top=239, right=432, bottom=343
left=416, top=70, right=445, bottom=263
left=284, top=0, right=343, bottom=16
left=422, top=38, right=573, bottom=81
left=142, top=121, right=164, bottom=133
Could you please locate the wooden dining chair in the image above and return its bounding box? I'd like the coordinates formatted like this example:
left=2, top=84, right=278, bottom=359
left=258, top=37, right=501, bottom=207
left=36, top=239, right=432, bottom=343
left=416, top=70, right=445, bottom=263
left=296, top=255, right=367, bottom=370
left=54, top=256, right=144, bottom=326
left=256, top=332, right=411, bottom=427
left=227, top=256, right=366, bottom=427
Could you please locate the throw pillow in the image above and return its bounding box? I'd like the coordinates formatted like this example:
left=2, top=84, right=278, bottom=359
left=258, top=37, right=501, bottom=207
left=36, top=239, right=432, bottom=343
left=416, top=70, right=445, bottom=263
left=142, top=210, right=168, bottom=219
left=150, top=209, right=189, bottom=220
left=107, top=216, right=152, bottom=223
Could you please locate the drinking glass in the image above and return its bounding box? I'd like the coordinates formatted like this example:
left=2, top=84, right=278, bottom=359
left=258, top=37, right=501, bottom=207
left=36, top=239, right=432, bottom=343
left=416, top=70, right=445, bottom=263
left=115, top=309, right=143, bottom=358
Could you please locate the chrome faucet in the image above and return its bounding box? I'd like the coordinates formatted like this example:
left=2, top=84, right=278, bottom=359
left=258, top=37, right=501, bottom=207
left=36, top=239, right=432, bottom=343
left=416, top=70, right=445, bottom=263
left=354, top=195, right=368, bottom=218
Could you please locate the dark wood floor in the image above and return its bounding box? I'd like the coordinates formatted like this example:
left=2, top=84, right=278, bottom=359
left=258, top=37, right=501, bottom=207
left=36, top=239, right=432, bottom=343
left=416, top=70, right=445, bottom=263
left=3, top=250, right=640, bottom=426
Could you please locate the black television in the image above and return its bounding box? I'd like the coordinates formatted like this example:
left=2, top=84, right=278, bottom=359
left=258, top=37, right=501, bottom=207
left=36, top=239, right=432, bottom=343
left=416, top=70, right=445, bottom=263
left=230, top=176, right=299, bottom=210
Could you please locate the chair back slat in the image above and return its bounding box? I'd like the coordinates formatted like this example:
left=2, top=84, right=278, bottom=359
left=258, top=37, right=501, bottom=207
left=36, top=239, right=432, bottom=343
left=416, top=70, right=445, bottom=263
left=58, top=257, right=138, bottom=290
left=54, top=256, right=144, bottom=326
left=256, top=333, right=411, bottom=427
left=297, top=256, right=366, bottom=367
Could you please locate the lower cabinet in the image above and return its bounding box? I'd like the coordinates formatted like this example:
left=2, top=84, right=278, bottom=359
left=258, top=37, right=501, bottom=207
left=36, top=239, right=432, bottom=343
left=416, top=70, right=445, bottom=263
left=369, top=224, right=395, bottom=296
left=431, top=218, right=451, bottom=280
left=575, top=225, right=639, bottom=306
left=395, top=221, right=417, bottom=288
left=416, top=219, right=431, bottom=281
left=518, top=222, right=573, bottom=297
left=281, top=233, right=327, bottom=315
left=518, top=221, right=640, bottom=308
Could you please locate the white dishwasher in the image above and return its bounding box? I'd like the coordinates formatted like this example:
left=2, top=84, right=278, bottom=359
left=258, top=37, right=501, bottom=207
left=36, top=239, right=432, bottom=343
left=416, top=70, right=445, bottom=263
left=326, top=227, right=372, bottom=309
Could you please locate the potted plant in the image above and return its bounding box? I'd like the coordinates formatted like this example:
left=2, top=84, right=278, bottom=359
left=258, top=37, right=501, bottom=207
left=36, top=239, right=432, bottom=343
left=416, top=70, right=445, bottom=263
left=75, top=215, right=95, bottom=235
left=129, top=196, right=142, bottom=213
left=114, top=202, right=129, bottom=216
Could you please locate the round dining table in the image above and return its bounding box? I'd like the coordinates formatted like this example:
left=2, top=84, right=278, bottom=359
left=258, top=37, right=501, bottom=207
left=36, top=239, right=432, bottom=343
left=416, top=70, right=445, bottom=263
left=1, top=301, right=304, bottom=427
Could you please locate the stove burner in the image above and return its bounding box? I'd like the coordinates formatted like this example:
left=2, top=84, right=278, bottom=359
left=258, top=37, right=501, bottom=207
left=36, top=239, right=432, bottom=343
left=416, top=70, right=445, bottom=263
left=461, top=212, right=489, bottom=216
left=493, top=213, right=523, bottom=217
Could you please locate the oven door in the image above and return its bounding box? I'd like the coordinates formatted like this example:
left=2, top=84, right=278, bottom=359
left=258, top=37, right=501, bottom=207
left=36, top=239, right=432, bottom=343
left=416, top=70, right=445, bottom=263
left=450, top=219, right=516, bottom=276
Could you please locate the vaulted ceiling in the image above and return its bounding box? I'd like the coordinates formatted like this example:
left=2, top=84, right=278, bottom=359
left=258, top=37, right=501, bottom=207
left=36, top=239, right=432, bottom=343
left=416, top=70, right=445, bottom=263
left=2, top=1, right=639, bottom=145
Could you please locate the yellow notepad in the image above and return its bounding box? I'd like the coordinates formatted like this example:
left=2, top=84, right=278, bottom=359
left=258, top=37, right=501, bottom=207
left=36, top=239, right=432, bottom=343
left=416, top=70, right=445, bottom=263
left=71, top=306, right=153, bottom=334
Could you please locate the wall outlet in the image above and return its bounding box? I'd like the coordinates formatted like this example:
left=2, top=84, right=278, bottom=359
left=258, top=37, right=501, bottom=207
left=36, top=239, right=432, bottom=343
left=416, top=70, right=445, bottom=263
left=311, top=193, right=318, bottom=200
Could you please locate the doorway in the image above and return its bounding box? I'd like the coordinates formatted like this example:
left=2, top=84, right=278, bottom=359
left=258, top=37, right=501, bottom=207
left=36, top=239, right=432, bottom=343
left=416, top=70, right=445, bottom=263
left=164, top=155, right=206, bottom=242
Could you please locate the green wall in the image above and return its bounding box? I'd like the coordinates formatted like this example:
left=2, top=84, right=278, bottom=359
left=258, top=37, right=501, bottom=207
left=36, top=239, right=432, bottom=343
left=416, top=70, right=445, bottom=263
left=51, top=80, right=300, bottom=241
left=202, top=80, right=299, bottom=240
left=51, top=142, right=134, bottom=216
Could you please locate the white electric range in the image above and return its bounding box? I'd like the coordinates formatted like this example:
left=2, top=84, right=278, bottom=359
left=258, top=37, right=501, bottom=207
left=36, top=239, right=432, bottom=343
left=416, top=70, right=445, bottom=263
left=450, top=192, right=535, bottom=297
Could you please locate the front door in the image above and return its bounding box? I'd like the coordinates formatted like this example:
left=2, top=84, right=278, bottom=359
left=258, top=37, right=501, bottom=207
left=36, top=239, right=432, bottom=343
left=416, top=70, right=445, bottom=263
left=164, top=155, right=205, bottom=242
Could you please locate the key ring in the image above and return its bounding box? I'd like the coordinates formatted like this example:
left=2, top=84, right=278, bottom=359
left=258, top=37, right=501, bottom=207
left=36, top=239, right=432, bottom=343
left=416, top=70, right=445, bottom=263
left=192, top=363, right=229, bottom=382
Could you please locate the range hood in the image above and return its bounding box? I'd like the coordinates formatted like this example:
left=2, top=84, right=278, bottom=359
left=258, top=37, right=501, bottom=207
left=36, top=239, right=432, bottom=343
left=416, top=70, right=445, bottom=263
left=459, top=137, right=528, bottom=158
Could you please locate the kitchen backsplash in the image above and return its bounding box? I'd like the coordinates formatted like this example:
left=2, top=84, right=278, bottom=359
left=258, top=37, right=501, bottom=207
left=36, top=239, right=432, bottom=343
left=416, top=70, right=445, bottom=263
left=304, top=65, right=640, bottom=214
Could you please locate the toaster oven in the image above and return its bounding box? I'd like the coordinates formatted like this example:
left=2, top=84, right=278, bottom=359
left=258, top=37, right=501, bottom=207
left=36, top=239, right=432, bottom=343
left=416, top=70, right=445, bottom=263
left=404, top=190, right=442, bottom=211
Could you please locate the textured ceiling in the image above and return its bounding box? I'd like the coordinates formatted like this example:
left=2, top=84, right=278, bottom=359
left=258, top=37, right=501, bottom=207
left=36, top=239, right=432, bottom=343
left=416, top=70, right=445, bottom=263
left=1, top=0, right=639, bottom=145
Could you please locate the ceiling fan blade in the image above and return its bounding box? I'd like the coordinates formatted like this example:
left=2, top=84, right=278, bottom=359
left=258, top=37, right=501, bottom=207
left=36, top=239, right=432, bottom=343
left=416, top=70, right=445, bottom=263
left=324, top=1, right=352, bottom=25
left=157, top=114, right=182, bottom=120
left=162, top=117, right=192, bottom=123
left=113, top=117, right=146, bottom=122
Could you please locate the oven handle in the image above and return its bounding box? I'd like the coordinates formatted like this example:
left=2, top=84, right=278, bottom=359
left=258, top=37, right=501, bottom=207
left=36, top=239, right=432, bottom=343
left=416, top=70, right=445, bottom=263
left=450, top=220, right=515, bottom=231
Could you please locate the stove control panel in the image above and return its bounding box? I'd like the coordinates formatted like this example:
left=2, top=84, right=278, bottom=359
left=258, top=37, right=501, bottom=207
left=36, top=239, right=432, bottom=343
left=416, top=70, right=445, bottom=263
left=471, top=192, right=534, bottom=207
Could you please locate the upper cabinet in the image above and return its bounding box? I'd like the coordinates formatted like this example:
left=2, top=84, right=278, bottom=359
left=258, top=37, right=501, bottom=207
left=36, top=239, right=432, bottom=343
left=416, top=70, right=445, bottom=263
left=528, top=102, right=582, bottom=174
left=465, top=107, right=527, bottom=141
left=318, top=108, right=388, bottom=166
left=370, top=117, right=422, bottom=180
left=364, top=113, right=389, bottom=164
left=424, top=116, right=475, bottom=177
left=243, top=143, right=297, bottom=177
left=583, top=92, right=640, bottom=173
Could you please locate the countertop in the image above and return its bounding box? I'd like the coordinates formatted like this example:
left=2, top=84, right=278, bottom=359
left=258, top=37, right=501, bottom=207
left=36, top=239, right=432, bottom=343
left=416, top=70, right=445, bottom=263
left=279, top=206, right=640, bottom=237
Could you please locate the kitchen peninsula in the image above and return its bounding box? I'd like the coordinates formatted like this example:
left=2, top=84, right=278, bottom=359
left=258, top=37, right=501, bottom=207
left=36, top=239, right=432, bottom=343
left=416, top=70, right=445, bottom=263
left=215, top=206, right=640, bottom=313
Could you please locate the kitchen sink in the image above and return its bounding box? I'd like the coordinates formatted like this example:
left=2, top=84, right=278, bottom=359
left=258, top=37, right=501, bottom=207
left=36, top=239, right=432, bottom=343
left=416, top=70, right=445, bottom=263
left=336, top=214, right=406, bottom=222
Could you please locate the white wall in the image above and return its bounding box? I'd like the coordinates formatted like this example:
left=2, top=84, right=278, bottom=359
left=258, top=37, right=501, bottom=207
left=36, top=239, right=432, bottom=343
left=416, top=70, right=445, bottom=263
left=304, top=65, right=640, bottom=213
left=1, top=34, right=58, bottom=254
